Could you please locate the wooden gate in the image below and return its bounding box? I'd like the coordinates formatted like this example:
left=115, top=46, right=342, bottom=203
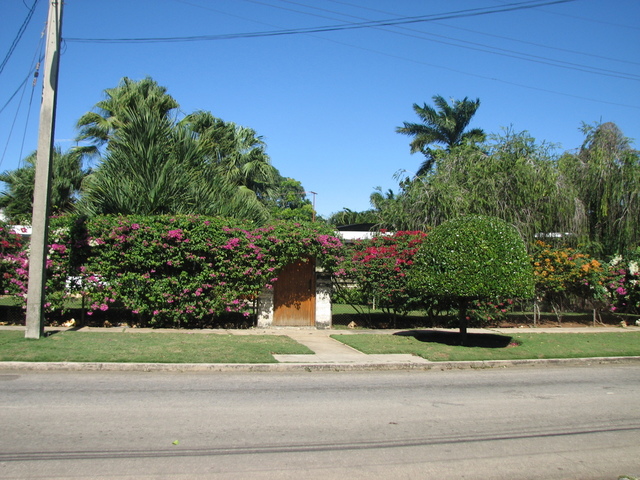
left=273, top=258, right=316, bottom=326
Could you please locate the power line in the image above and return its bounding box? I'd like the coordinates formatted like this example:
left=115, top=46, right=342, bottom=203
left=162, top=0, right=638, bottom=108
left=251, top=0, right=639, bottom=81
left=0, top=0, right=40, bottom=76
left=304, top=0, right=640, bottom=67
left=65, top=0, right=575, bottom=43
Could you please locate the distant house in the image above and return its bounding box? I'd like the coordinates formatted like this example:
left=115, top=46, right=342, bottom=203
left=335, top=223, right=389, bottom=243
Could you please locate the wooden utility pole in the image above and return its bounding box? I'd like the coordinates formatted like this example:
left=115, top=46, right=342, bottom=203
left=25, top=0, right=63, bottom=339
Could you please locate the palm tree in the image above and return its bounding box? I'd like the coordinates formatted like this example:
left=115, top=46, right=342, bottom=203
left=77, top=107, right=270, bottom=222
left=0, top=147, right=89, bottom=223
left=180, top=111, right=277, bottom=199
left=76, top=77, right=179, bottom=150
left=397, top=95, right=485, bottom=175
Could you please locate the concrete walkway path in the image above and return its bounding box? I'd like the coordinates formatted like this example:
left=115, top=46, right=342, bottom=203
left=272, top=329, right=431, bottom=364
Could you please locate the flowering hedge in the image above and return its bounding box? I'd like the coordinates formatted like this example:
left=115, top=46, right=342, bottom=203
left=603, top=254, right=640, bottom=314
left=0, top=223, right=29, bottom=303
left=3, top=215, right=639, bottom=328
left=335, top=230, right=428, bottom=316
left=530, top=241, right=607, bottom=313
left=3, top=215, right=343, bottom=327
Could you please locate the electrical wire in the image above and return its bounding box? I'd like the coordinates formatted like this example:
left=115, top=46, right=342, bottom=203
left=65, top=0, right=575, bottom=43
left=162, top=0, right=638, bottom=108
left=0, top=25, right=46, bottom=169
left=251, top=0, right=638, bottom=81
left=0, top=0, right=40, bottom=76
left=284, top=0, right=640, bottom=67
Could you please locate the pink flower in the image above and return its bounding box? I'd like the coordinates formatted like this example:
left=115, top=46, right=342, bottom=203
left=166, top=229, right=184, bottom=240
left=50, top=243, right=67, bottom=254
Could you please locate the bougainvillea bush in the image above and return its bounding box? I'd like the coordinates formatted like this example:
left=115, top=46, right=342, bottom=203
left=334, top=230, right=428, bottom=318
left=0, top=222, right=28, bottom=301
left=603, top=252, right=640, bottom=314
left=4, top=215, right=343, bottom=328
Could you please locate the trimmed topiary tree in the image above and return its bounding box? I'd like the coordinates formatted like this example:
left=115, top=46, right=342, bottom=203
left=410, top=215, right=534, bottom=343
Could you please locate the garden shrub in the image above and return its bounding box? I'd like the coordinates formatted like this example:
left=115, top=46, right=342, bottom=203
left=603, top=251, right=640, bottom=314
left=410, top=215, right=534, bottom=338
left=530, top=241, right=607, bottom=319
left=4, top=215, right=344, bottom=328
left=334, top=230, right=428, bottom=318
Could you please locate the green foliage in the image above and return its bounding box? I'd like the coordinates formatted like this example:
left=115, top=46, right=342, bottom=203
left=379, top=130, right=579, bottom=244
left=411, top=216, right=534, bottom=300
left=335, top=231, right=428, bottom=317
left=327, top=208, right=379, bottom=227
left=77, top=87, right=272, bottom=222
left=263, top=175, right=315, bottom=221
left=76, top=76, right=179, bottom=148
left=57, top=215, right=344, bottom=327
left=396, top=94, right=485, bottom=175
left=0, top=147, right=89, bottom=223
left=558, top=122, right=640, bottom=256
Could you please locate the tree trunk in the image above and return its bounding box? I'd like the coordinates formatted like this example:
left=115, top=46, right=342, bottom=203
left=458, top=298, right=469, bottom=345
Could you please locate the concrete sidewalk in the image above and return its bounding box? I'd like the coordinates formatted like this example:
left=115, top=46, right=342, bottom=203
left=1, top=324, right=639, bottom=372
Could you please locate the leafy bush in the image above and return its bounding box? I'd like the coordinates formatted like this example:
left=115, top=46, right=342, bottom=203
left=530, top=241, right=607, bottom=317
left=412, top=216, right=534, bottom=299
left=335, top=230, right=428, bottom=317
left=410, top=216, right=534, bottom=339
left=3, top=215, right=344, bottom=327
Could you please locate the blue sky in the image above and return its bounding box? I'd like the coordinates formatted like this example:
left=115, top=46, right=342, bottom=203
left=1, top=0, right=638, bottom=218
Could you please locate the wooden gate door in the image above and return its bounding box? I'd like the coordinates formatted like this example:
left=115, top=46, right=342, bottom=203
left=273, top=258, right=316, bottom=326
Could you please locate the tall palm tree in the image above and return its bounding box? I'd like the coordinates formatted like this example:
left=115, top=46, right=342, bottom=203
left=397, top=95, right=485, bottom=175
left=180, top=111, right=277, bottom=199
left=76, top=77, right=179, bottom=150
left=77, top=107, right=270, bottom=222
left=0, top=147, right=89, bottom=223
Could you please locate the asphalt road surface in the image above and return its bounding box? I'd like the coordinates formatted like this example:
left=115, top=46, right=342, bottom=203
left=1, top=365, right=639, bottom=479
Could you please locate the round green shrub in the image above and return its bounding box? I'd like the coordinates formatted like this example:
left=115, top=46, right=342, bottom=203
left=411, top=215, right=534, bottom=300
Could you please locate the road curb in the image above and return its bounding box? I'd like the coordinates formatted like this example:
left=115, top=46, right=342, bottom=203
left=1, top=356, right=639, bottom=373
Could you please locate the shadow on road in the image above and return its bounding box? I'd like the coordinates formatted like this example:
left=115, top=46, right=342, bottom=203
left=394, top=329, right=513, bottom=348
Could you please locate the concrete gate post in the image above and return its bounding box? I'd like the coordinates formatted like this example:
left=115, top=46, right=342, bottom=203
left=256, top=290, right=274, bottom=328
left=315, top=272, right=332, bottom=329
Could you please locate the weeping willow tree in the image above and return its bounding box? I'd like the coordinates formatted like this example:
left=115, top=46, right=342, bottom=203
left=558, top=122, right=640, bottom=256
left=378, top=129, right=584, bottom=245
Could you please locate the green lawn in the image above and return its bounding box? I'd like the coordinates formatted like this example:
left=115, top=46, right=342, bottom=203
left=0, top=331, right=312, bottom=363
left=332, top=331, right=640, bottom=362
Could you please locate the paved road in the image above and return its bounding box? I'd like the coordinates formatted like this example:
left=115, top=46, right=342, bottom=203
left=1, top=365, right=639, bottom=479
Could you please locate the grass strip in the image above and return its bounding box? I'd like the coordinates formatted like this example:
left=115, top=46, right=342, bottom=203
left=331, top=331, right=640, bottom=362
left=0, top=331, right=312, bottom=364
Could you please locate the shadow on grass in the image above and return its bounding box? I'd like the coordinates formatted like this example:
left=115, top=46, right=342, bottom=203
left=394, top=330, right=513, bottom=348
